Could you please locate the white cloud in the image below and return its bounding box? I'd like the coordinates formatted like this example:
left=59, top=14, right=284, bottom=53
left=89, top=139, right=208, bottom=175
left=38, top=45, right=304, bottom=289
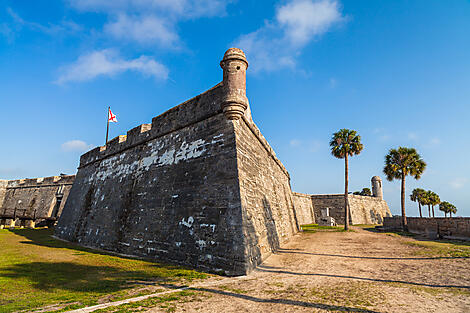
left=277, top=0, right=344, bottom=46
left=450, top=178, right=467, bottom=189
left=234, top=0, right=345, bottom=72
left=56, top=49, right=169, bottom=84
left=61, top=140, right=93, bottom=152
left=5, top=7, right=83, bottom=36
left=104, top=14, right=178, bottom=47
left=68, top=0, right=228, bottom=47
left=0, top=23, right=13, bottom=41
left=69, top=0, right=227, bottom=17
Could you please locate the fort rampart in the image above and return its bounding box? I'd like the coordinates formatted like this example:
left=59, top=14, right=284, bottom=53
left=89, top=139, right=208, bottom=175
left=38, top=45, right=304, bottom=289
left=55, top=49, right=298, bottom=276
left=0, top=175, right=75, bottom=228
left=55, top=48, right=392, bottom=275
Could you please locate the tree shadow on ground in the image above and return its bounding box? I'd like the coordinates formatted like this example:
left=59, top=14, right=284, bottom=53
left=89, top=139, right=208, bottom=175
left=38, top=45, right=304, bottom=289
left=6, top=228, right=208, bottom=278
left=256, top=265, right=470, bottom=289
left=275, top=248, right=469, bottom=260
left=0, top=262, right=170, bottom=293
left=190, top=287, right=380, bottom=313
left=8, top=228, right=116, bottom=255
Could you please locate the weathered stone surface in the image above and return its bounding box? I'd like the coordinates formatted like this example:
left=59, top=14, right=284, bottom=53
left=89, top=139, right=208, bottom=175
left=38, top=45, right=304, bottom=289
left=235, top=117, right=299, bottom=272
left=54, top=48, right=391, bottom=276
left=0, top=180, right=7, bottom=208
left=384, top=217, right=470, bottom=240
left=292, top=192, right=315, bottom=225
left=348, top=194, right=391, bottom=224
left=292, top=193, right=391, bottom=225
left=0, top=175, right=74, bottom=227
left=55, top=48, right=303, bottom=276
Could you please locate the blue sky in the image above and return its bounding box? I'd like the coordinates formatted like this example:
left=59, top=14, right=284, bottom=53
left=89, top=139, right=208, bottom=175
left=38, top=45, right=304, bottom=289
left=1, top=0, right=469, bottom=217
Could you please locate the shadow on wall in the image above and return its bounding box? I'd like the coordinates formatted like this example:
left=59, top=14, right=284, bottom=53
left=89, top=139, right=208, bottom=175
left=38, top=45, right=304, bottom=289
left=369, top=209, right=383, bottom=224
left=243, top=197, right=281, bottom=271
left=263, top=197, right=280, bottom=252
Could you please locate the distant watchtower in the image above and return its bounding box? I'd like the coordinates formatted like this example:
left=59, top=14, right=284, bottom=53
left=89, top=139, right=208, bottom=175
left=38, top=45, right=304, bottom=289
left=371, top=176, right=383, bottom=199
left=220, top=48, right=249, bottom=120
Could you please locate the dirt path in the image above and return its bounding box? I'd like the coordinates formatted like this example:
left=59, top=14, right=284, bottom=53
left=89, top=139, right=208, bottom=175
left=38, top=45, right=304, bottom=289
left=139, top=228, right=470, bottom=312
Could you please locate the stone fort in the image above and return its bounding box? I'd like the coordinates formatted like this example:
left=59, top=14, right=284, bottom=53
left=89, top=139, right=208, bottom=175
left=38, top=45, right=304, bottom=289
left=0, top=175, right=75, bottom=228
left=1, top=48, right=390, bottom=275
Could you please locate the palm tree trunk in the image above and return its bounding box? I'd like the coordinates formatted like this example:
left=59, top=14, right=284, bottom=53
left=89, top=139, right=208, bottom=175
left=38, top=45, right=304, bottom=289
left=418, top=203, right=422, bottom=218
left=344, top=154, right=350, bottom=231
left=445, top=212, right=447, bottom=218
left=428, top=205, right=431, bottom=218
left=401, top=173, right=407, bottom=231
left=432, top=206, right=435, bottom=218
left=450, top=212, right=452, bottom=218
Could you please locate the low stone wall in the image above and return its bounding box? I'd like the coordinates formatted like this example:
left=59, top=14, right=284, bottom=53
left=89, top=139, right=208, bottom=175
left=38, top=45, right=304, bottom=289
left=309, top=194, right=391, bottom=225
left=292, top=192, right=315, bottom=225
left=384, top=217, right=470, bottom=240
left=348, top=195, right=391, bottom=225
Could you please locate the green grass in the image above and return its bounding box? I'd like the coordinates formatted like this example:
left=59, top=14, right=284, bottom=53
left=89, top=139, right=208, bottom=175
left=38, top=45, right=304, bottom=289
left=300, top=224, right=352, bottom=233
left=0, top=228, right=208, bottom=313
left=353, top=224, right=381, bottom=229
left=404, top=239, right=470, bottom=258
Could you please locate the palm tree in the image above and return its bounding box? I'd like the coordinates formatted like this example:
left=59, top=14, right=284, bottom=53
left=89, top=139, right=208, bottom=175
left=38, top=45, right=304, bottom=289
left=383, top=147, right=426, bottom=231
left=330, top=129, right=364, bottom=230
left=427, top=191, right=440, bottom=218
left=439, top=201, right=450, bottom=217
left=410, top=188, right=426, bottom=218
left=439, top=201, right=457, bottom=218
left=449, top=204, right=457, bottom=217
left=420, top=192, right=432, bottom=217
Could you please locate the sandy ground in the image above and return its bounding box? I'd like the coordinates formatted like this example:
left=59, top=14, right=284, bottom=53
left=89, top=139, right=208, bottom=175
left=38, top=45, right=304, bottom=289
left=144, top=228, right=470, bottom=313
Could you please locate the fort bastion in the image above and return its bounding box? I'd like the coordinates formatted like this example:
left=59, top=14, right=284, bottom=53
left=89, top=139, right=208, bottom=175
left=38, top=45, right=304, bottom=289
left=52, top=48, right=391, bottom=275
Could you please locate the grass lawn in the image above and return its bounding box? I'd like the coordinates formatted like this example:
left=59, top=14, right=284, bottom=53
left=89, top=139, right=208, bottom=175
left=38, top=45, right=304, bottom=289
left=404, top=238, right=470, bottom=258
left=300, top=224, right=350, bottom=233
left=0, top=228, right=208, bottom=313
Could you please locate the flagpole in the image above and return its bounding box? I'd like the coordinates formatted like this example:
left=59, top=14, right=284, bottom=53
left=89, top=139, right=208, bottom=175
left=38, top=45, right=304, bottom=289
left=105, top=106, right=110, bottom=145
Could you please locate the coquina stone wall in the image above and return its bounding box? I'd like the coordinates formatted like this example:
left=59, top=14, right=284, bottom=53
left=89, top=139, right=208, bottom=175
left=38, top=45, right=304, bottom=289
left=348, top=195, right=391, bottom=224
left=55, top=49, right=300, bottom=276
left=383, top=217, right=470, bottom=240
left=0, top=180, right=7, bottom=208
left=0, top=175, right=74, bottom=226
left=292, top=194, right=391, bottom=225
left=56, top=84, right=249, bottom=275
left=292, top=192, right=315, bottom=225
left=235, top=116, right=299, bottom=271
